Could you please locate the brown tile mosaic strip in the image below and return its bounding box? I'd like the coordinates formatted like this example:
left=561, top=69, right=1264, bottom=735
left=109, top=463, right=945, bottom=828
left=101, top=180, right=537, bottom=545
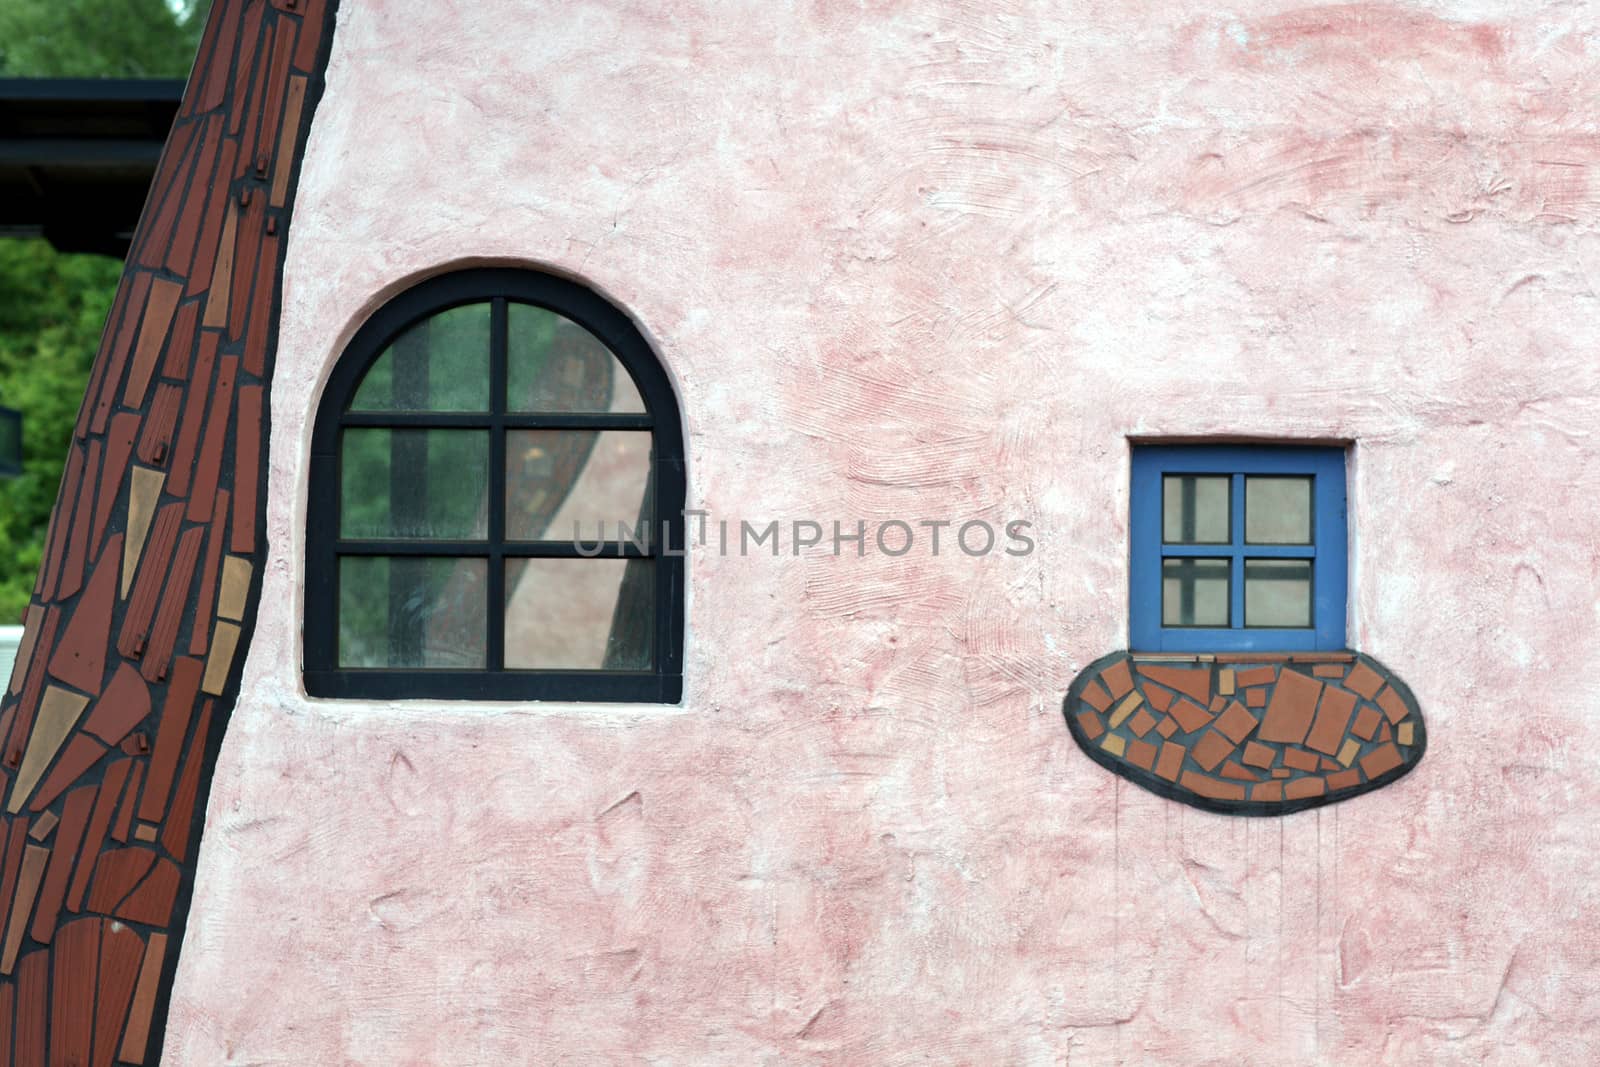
left=1065, top=650, right=1426, bottom=815
left=0, top=0, right=337, bottom=1060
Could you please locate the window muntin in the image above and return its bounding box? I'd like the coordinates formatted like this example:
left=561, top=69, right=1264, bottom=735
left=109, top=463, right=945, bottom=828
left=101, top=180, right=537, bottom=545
left=306, top=269, right=684, bottom=702
left=1131, top=445, right=1346, bottom=652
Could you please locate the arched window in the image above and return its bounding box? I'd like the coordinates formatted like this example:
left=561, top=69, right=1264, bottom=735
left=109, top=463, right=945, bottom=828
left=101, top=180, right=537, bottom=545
left=305, top=269, right=684, bottom=702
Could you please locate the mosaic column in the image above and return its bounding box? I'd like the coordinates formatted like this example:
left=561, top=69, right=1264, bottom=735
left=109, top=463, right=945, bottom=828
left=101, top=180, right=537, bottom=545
left=0, top=0, right=338, bottom=1060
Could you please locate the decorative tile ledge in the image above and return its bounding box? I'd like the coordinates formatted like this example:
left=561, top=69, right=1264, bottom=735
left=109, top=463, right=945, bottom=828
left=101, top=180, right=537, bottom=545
left=1063, top=650, right=1426, bottom=815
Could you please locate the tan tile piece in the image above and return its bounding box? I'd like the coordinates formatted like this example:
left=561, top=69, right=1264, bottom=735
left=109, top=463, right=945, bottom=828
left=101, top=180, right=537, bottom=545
left=119, top=931, right=170, bottom=1063
left=216, top=555, right=253, bottom=621
left=270, top=76, right=309, bottom=206
left=1107, top=691, right=1144, bottom=730
left=201, top=621, right=241, bottom=695
left=26, top=812, right=57, bottom=841
left=1217, top=668, right=1235, bottom=696
left=202, top=201, right=240, bottom=328
left=122, top=467, right=166, bottom=599
left=1337, top=738, right=1361, bottom=768
left=1, top=845, right=48, bottom=973
left=7, top=686, right=91, bottom=814
left=1397, top=721, right=1415, bottom=747
left=134, top=824, right=159, bottom=843
left=1100, top=734, right=1127, bottom=758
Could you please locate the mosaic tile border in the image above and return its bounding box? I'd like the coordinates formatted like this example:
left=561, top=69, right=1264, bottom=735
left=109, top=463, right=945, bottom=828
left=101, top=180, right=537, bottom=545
left=1064, top=650, right=1426, bottom=815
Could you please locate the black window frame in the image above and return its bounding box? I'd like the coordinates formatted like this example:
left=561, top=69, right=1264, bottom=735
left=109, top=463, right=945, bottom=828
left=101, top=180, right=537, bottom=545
left=304, top=268, right=685, bottom=703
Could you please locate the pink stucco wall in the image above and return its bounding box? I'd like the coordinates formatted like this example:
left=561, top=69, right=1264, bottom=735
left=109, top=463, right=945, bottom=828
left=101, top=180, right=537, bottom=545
left=164, top=1, right=1600, bottom=1062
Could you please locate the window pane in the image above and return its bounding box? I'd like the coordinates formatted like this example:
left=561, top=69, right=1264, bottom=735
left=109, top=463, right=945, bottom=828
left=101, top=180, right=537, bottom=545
left=1245, top=476, right=1312, bottom=544
left=1162, top=475, right=1229, bottom=544
left=1162, top=558, right=1230, bottom=626
left=1244, top=559, right=1312, bottom=628
left=506, top=430, right=652, bottom=542
left=338, top=556, right=486, bottom=667
left=507, top=304, right=645, bottom=413
left=349, top=303, right=491, bottom=412
left=504, top=558, right=653, bottom=669
left=341, top=429, right=488, bottom=539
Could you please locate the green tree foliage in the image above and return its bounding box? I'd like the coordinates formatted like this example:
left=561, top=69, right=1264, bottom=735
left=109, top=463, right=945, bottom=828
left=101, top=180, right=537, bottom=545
left=0, top=0, right=211, bottom=618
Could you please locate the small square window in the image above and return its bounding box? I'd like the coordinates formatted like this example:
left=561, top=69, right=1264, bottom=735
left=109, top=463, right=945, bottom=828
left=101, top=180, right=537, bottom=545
left=1130, top=445, right=1346, bottom=651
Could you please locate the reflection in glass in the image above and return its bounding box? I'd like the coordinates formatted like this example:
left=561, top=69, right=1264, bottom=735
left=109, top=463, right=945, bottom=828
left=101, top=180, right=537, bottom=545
left=339, top=557, right=486, bottom=667
left=349, top=303, right=490, bottom=412
left=505, top=558, right=653, bottom=669
left=340, top=429, right=488, bottom=539
left=508, top=304, right=645, bottom=413
left=506, top=430, right=651, bottom=542
left=1163, top=475, right=1230, bottom=544
left=1162, top=558, right=1230, bottom=626
left=1245, top=476, right=1313, bottom=544
left=1245, top=559, right=1312, bottom=628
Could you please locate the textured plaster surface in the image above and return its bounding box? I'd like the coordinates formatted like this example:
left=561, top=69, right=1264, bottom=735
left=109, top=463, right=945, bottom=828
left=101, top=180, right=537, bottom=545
left=166, top=1, right=1600, bottom=1062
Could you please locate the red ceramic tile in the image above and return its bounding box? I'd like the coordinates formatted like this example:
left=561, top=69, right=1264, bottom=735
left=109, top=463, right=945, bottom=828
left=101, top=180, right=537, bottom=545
left=51, top=915, right=99, bottom=1066
left=1251, top=781, right=1284, bottom=802
left=57, top=443, right=95, bottom=599
left=1320, top=757, right=1342, bottom=772
left=1303, top=686, right=1358, bottom=756
left=4, top=606, right=61, bottom=764
left=135, top=384, right=183, bottom=469
left=163, top=116, right=224, bottom=279
left=1350, top=706, right=1381, bottom=742
left=89, top=272, right=153, bottom=436
left=113, top=858, right=181, bottom=926
left=133, top=121, right=203, bottom=269
left=39, top=445, right=85, bottom=602
left=1100, top=660, right=1133, bottom=700
left=1143, top=685, right=1174, bottom=713
left=1076, top=711, right=1104, bottom=741
left=27, top=736, right=105, bottom=814
left=1190, top=729, right=1235, bottom=772
left=66, top=758, right=132, bottom=914
left=1282, top=747, right=1320, bottom=773
left=227, top=194, right=265, bottom=343
left=94, top=918, right=145, bottom=1067
left=1270, top=768, right=1292, bottom=779
left=1242, top=741, right=1276, bottom=769
left=116, top=501, right=184, bottom=661
left=110, top=764, right=142, bottom=845
left=1220, top=761, right=1259, bottom=782
left=1360, top=742, right=1404, bottom=780
left=1207, top=695, right=1225, bottom=713
left=1080, top=678, right=1112, bottom=712
left=141, top=525, right=206, bottom=683
left=226, top=2, right=267, bottom=140
left=13, top=950, right=44, bottom=1062
left=119, top=932, right=169, bottom=1064
left=93, top=415, right=140, bottom=552
left=1326, top=769, right=1362, bottom=792
left=138, top=658, right=203, bottom=823
left=1379, top=720, right=1392, bottom=743
left=1313, top=664, right=1346, bottom=679
left=1345, top=661, right=1384, bottom=699
left=123, top=278, right=183, bottom=410
left=1154, top=716, right=1178, bottom=739
left=1214, top=701, right=1259, bottom=744
left=1257, top=669, right=1323, bottom=745
left=1284, top=777, right=1326, bottom=800
left=166, top=331, right=220, bottom=497
left=1127, top=708, right=1158, bottom=738
left=84, top=849, right=157, bottom=915
left=1125, top=738, right=1157, bottom=771
left=294, top=0, right=329, bottom=70
left=1135, top=664, right=1211, bottom=704
left=1244, top=687, right=1268, bottom=708
left=184, top=135, right=240, bottom=301
left=186, top=354, right=239, bottom=523
left=1378, top=686, right=1409, bottom=724
left=47, top=536, right=119, bottom=696
left=189, top=489, right=230, bottom=656
left=83, top=664, right=153, bottom=747
left=0, top=824, right=25, bottom=942
left=1180, top=770, right=1245, bottom=801
left=1155, top=742, right=1185, bottom=782
left=1235, top=666, right=1277, bottom=687
left=1167, top=698, right=1213, bottom=734
left=29, top=785, right=96, bottom=944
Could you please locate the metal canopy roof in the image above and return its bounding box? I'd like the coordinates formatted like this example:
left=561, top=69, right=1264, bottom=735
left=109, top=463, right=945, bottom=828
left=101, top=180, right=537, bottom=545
left=0, top=78, right=183, bottom=257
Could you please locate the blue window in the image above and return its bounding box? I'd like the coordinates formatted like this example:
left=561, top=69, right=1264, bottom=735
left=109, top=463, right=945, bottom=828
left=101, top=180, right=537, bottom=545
left=1130, top=445, right=1347, bottom=652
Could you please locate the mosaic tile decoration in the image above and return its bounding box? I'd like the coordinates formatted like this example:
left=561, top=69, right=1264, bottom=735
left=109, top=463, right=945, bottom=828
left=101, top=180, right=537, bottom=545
left=1064, top=651, right=1426, bottom=814
left=0, top=0, right=338, bottom=1061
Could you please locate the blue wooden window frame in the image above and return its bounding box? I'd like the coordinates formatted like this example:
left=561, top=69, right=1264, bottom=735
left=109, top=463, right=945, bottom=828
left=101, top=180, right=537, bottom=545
left=1130, top=444, right=1347, bottom=652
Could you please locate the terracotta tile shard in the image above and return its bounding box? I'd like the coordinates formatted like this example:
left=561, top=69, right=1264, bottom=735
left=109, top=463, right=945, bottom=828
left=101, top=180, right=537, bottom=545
left=95, top=414, right=140, bottom=549
left=1398, top=722, right=1415, bottom=747
left=90, top=271, right=152, bottom=435
left=85, top=848, right=157, bottom=914
left=202, top=200, right=241, bottom=328
left=0, top=817, right=26, bottom=939
left=96, top=919, right=145, bottom=1065
left=5, top=606, right=61, bottom=765
left=1155, top=741, right=1185, bottom=781
left=190, top=489, right=231, bottom=655
left=1106, top=692, right=1142, bottom=731
left=1326, top=768, right=1362, bottom=792
left=1127, top=708, right=1157, bottom=738
left=1282, top=747, right=1320, bottom=773
left=1136, top=664, right=1211, bottom=705
left=1251, top=781, right=1284, bottom=802
left=168, top=332, right=220, bottom=496
left=1350, top=705, right=1381, bottom=741
left=14, top=950, right=44, bottom=1061
left=7, top=604, right=41, bottom=695
left=1100, top=660, right=1133, bottom=700
left=1257, top=669, right=1323, bottom=745
left=1190, top=729, right=1235, bottom=772
left=202, top=620, right=242, bottom=695
left=1155, top=716, right=1178, bottom=739
left=1236, top=666, right=1277, bottom=687
left=68, top=758, right=132, bottom=914
left=1242, top=741, right=1276, bottom=769
left=1320, top=756, right=1342, bottom=772
left=1377, top=686, right=1410, bottom=724
left=28, top=735, right=106, bottom=813
left=134, top=824, right=159, bottom=843
left=227, top=192, right=265, bottom=342
left=120, top=733, right=149, bottom=756
left=1360, top=742, right=1404, bottom=780
left=121, top=501, right=184, bottom=659
left=141, top=524, right=206, bottom=683
left=1345, top=661, right=1384, bottom=699
left=1, top=846, right=49, bottom=973
left=294, top=0, right=329, bottom=69
left=187, top=354, right=240, bottom=522
left=271, top=76, right=309, bottom=206
left=49, top=529, right=118, bottom=694
left=42, top=444, right=85, bottom=601
left=115, top=858, right=181, bottom=926
left=1244, top=687, right=1267, bottom=708
left=1076, top=711, right=1104, bottom=741
left=1304, top=686, right=1358, bottom=755
left=122, top=467, right=167, bottom=599
left=1284, top=777, right=1326, bottom=800
left=140, top=657, right=203, bottom=822
left=1079, top=679, right=1112, bottom=713
left=120, top=932, right=170, bottom=1064
left=1291, top=651, right=1354, bottom=663
left=1214, top=701, right=1259, bottom=744
left=1220, top=760, right=1259, bottom=782
left=83, top=663, right=153, bottom=747
left=1207, top=695, right=1225, bottom=713
left=1378, top=720, right=1391, bottom=743
left=218, top=555, right=254, bottom=620
left=123, top=277, right=183, bottom=409
left=58, top=443, right=97, bottom=599
left=1118, top=737, right=1153, bottom=771
left=0, top=976, right=10, bottom=1067
left=1143, top=685, right=1174, bottom=713
left=1271, top=767, right=1292, bottom=779
left=8, top=686, right=91, bottom=813
left=1100, top=734, right=1127, bottom=758
left=31, top=784, right=96, bottom=943
left=1168, top=699, right=1212, bottom=735
left=1313, top=664, right=1346, bottom=678
left=164, top=115, right=224, bottom=278
left=111, top=763, right=143, bottom=844
left=161, top=298, right=201, bottom=380
left=1336, top=739, right=1361, bottom=768
left=1217, top=667, right=1235, bottom=696
left=1181, top=770, right=1245, bottom=801
left=135, top=383, right=183, bottom=467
